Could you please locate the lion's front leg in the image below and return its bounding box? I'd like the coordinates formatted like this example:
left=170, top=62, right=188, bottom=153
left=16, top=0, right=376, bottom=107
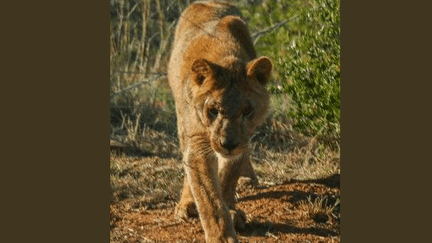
left=238, top=155, right=258, bottom=187
left=218, top=153, right=252, bottom=230
left=184, top=149, right=237, bottom=243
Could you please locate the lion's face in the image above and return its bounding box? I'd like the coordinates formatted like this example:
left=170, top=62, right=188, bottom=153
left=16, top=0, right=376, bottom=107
left=203, top=88, right=259, bottom=158
left=189, top=56, right=272, bottom=158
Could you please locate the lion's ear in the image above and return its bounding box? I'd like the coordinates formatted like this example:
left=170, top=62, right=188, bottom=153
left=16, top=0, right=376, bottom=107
left=191, top=58, right=212, bottom=86
left=246, top=56, right=272, bottom=86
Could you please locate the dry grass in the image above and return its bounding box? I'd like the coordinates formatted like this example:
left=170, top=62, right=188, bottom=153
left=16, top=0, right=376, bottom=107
left=110, top=113, right=340, bottom=203
left=298, top=194, right=340, bottom=226
left=110, top=153, right=183, bottom=207
left=250, top=117, right=340, bottom=184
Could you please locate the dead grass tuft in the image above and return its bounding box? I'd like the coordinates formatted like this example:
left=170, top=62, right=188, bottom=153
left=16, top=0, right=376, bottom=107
left=297, top=194, right=340, bottom=226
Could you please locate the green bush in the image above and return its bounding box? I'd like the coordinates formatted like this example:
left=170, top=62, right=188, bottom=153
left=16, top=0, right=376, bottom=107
left=246, top=0, right=340, bottom=145
left=283, top=0, right=340, bottom=144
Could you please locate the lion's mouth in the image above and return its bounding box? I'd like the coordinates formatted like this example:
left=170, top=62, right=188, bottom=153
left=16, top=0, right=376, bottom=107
left=215, top=150, right=242, bottom=160
left=212, top=142, right=245, bottom=159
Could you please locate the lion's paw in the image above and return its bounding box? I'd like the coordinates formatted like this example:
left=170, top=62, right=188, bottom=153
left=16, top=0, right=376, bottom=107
left=238, top=176, right=258, bottom=188
left=230, top=209, right=246, bottom=230
left=174, top=201, right=198, bottom=220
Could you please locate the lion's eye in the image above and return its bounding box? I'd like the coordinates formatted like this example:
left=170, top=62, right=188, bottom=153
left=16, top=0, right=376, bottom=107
left=243, top=107, right=253, bottom=117
left=208, top=107, right=219, bottom=117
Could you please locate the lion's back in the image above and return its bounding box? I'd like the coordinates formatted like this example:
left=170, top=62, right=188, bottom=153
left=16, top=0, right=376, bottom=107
left=168, top=1, right=244, bottom=94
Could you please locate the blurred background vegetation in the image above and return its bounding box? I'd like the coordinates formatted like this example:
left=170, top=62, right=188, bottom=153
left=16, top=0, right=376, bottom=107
left=110, top=0, right=340, bottom=154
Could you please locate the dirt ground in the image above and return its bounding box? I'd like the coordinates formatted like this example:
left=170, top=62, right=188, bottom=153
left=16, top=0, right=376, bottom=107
left=110, top=173, right=340, bottom=243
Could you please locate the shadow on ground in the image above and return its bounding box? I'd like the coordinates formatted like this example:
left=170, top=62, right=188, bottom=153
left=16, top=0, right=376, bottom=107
left=240, top=221, right=338, bottom=237
left=239, top=174, right=340, bottom=203
left=236, top=173, right=340, bottom=238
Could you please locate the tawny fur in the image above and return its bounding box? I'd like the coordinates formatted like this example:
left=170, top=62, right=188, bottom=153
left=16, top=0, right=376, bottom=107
left=168, top=1, right=272, bottom=242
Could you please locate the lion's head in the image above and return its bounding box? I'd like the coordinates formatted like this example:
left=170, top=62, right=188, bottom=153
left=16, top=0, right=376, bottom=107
left=188, top=55, right=272, bottom=158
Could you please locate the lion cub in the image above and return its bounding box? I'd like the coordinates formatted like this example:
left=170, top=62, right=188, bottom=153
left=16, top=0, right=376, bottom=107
left=168, top=1, right=272, bottom=242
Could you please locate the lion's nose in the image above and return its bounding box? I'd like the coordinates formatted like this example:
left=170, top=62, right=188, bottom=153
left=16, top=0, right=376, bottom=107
left=220, top=139, right=239, bottom=151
